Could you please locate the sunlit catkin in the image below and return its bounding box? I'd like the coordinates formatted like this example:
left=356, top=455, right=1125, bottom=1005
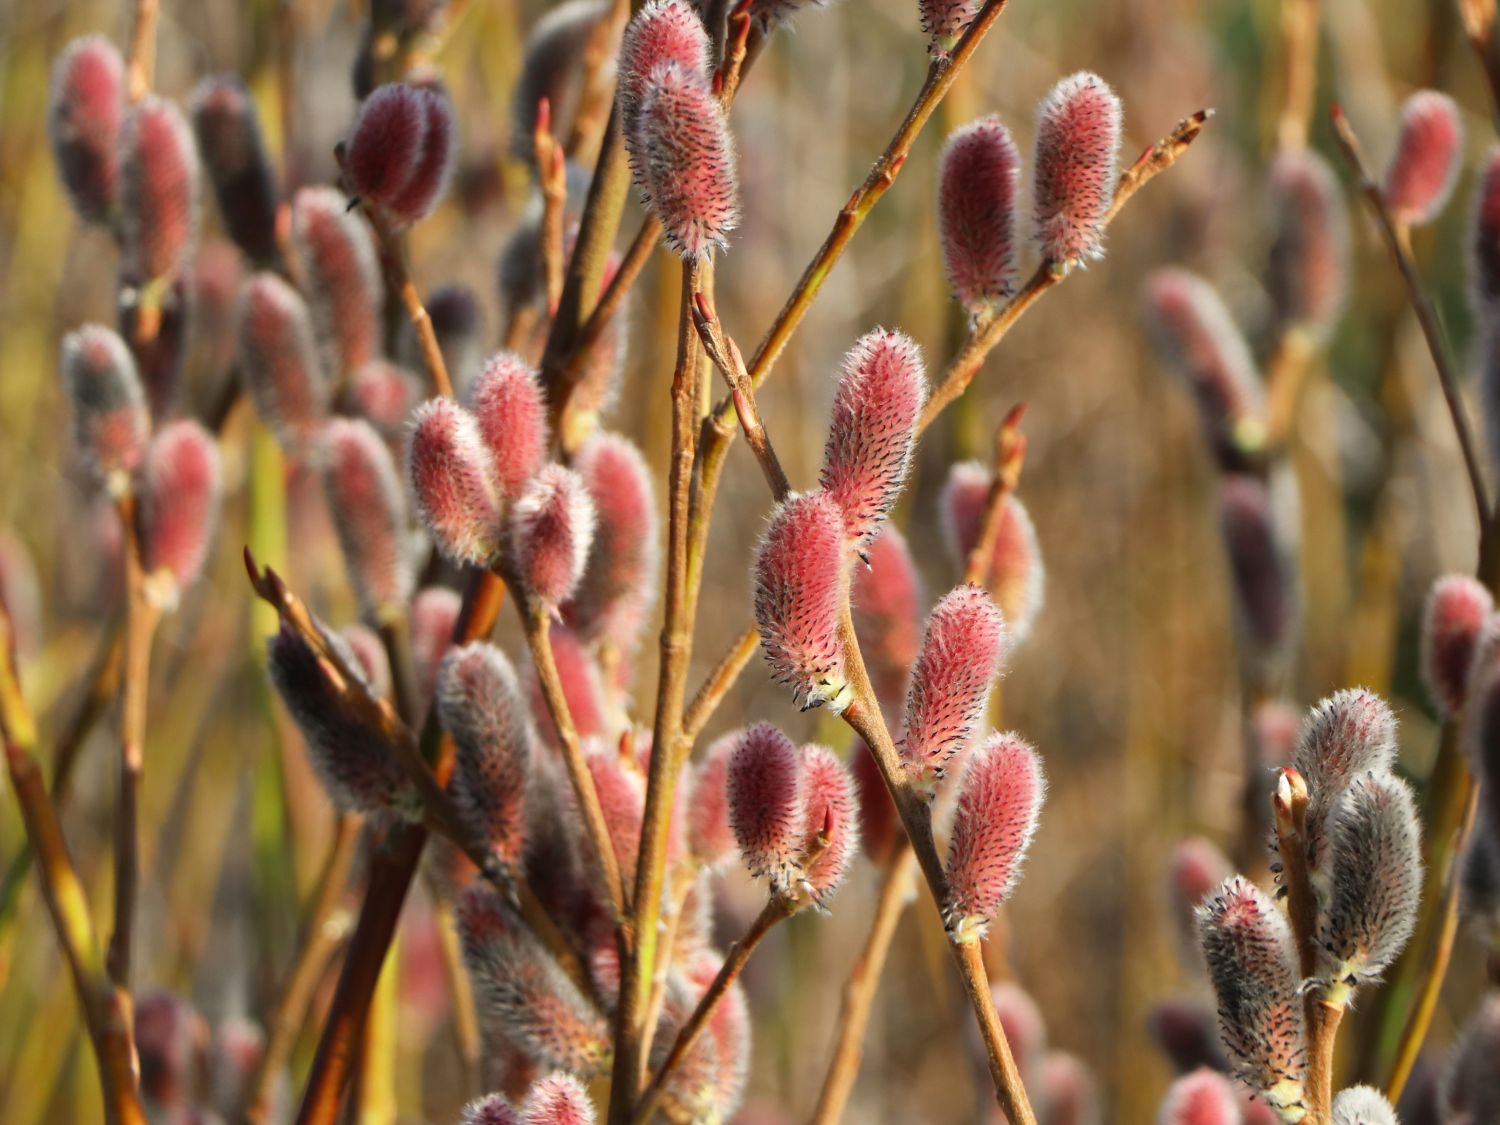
left=1032, top=72, right=1121, bottom=267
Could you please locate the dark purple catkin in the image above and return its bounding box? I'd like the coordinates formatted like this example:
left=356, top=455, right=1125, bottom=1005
left=1032, top=72, right=1122, bottom=267
left=237, top=272, right=331, bottom=453
left=1291, top=688, right=1397, bottom=873
left=1470, top=149, right=1500, bottom=306
left=119, top=96, right=202, bottom=285
left=1268, top=148, right=1350, bottom=340
left=320, top=418, right=415, bottom=622
left=512, top=0, right=613, bottom=161
left=59, top=324, right=150, bottom=490
left=1195, top=876, right=1307, bottom=1118
left=49, top=36, right=124, bottom=225
left=289, top=186, right=383, bottom=380
left=938, top=116, right=1020, bottom=314
left=189, top=76, right=279, bottom=264
left=344, top=83, right=457, bottom=225
left=1217, top=473, right=1293, bottom=659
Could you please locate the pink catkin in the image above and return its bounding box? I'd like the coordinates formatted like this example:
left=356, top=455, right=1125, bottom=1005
left=134, top=990, right=205, bottom=1108
left=120, top=96, right=201, bottom=284
left=461, top=1094, right=521, bottom=1125
left=851, top=526, right=924, bottom=711
left=237, top=273, right=331, bottom=453
left=851, top=741, right=900, bottom=864
left=1383, top=91, right=1463, bottom=227
left=321, top=418, right=415, bottom=620
left=629, top=62, right=739, bottom=259
left=727, top=723, right=807, bottom=895
left=290, top=187, right=383, bottom=379
left=345, top=84, right=456, bottom=225
left=617, top=0, right=712, bottom=136
left=1268, top=147, right=1350, bottom=339
left=59, top=324, right=150, bottom=487
left=141, top=421, right=222, bottom=592
left=527, top=623, right=609, bottom=744
left=943, top=732, right=1044, bottom=942
left=939, top=463, right=1045, bottom=644
left=1420, top=575, right=1492, bottom=717
left=566, top=433, right=660, bottom=653
left=799, top=744, right=860, bottom=900
left=584, top=741, right=646, bottom=882
left=1217, top=473, right=1291, bottom=658
left=920, top=0, right=982, bottom=59
left=687, top=733, right=739, bottom=869
left=1471, top=149, right=1500, bottom=305
left=508, top=463, right=596, bottom=606
left=189, top=76, right=278, bottom=265
left=819, top=329, right=927, bottom=552
left=899, top=584, right=1007, bottom=795
left=753, top=491, right=851, bottom=712
left=1032, top=72, right=1121, bottom=266
left=938, top=116, right=1021, bottom=314
left=350, top=359, right=421, bottom=436
left=521, top=1073, right=595, bottom=1125
left=991, top=983, right=1047, bottom=1078
left=49, top=36, right=124, bottom=225
left=468, top=351, right=549, bottom=500
left=411, top=586, right=462, bottom=705
left=511, top=0, right=612, bottom=162
left=1158, top=1068, right=1243, bottom=1125
left=406, top=397, right=503, bottom=565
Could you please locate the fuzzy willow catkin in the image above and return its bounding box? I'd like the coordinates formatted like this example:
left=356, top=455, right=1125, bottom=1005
left=938, top=116, right=1021, bottom=315
left=1032, top=71, right=1121, bottom=266
left=727, top=723, right=807, bottom=895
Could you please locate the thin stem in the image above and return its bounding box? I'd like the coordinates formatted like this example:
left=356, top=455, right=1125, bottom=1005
left=1328, top=106, right=1491, bottom=530
left=360, top=204, right=455, bottom=399
left=962, top=405, right=1027, bottom=587
left=125, top=0, right=159, bottom=102
left=680, top=624, right=758, bottom=746
left=535, top=98, right=568, bottom=317
left=1308, top=1000, right=1345, bottom=1124
left=693, top=292, right=790, bottom=499
left=954, top=939, right=1037, bottom=1125
left=1277, top=0, right=1320, bottom=150
left=639, top=873, right=696, bottom=1072
left=808, top=848, right=916, bottom=1125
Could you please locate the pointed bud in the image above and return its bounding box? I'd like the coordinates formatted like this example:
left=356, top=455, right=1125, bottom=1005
left=1420, top=575, right=1492, bottom=717
left=1383, top=91, right=1463, bottom=227
left=1268, top=148, right=1350, bottom=339
left=60, top=324, right=150, bottom=488
left=527, top=623, right=609, bottom=744
left=120, top=96, right=201, bottom=284
left=629, top=62, right=739, bottom=259
left=290, top=186, right=383, bottom=380
left=457, top=887, right=610, bottom=1074
left=1218, top=473, right=1293, bottom=657
left=237, top=273, right=331, bottom=453
left=1033, top=72, right=1121, bottom=266
left=1471, top=149, right=1500, bottom=306
left=938, top=116, right=1020, bottom=314
left=1144, top=269, right=1265, bottom=468
left=322, top=419, right=415, bottom=621
left=687, top=733, right=738, bottom=869
left=1158, top=1068, right=1242, bottom=1125
left=1195, top=876, right=1306, bottom=1117
left=461, top=1094, right=521, bottom=1125
left=1441, top=994, right=1500, bottom=1122
left=406, top=397, right=503, bottom=564
left=943, top=732, right=1044, bottom=942
left=819, top=329, right=927, bottom=551
left=189, top=76, right=279, bottom=264
left=350, top=359, right=421, bottom=436
left=617, top=1, right=712, bottom=137
left=141, top=421, right=222, bottom=593
left=728, top=723, right=807, bottom=894
left=468, top=351, right=549, bottom=500
left=753, top=491, right=852, bottom=712
left=267, top=620, right=418, bottom=815
left=899, top=584, right=1007, bottom=796
left=800, top=744, right=859, bottom=901
left=512, top=0, right=613, bottom=161
left=852, top=526, right=924, bottom=711
left=939, top=464, right=1046, bottom=644
left=522, top=1073, right=595, bottom=1125
left=1291, top=688, right=1397, bottom=872
left=412, top=585, right=462, bottom=704
left=1316, top=772, right=1422, bottom=1002
left=1330, top=1086, right=1398, bottom=1125
left=920, top=0, right=982, bottom=59
left=566, top=434, right=660, bottom=653
left=438, top=643, right=534, bottom=870
left=49, top=36, right=124, bottom=225
left=509, top=464, right=596, bottom=606
left=345, top=83, right=456, bottom=225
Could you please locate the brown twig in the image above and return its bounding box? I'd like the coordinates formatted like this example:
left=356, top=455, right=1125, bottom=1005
left=1459, top=0, right=1500, bottom=126
left=535, top=98, right=568, bottom=317
left=125, top=0, right=159, bottom=103
left=680, top=624, right=758, bottom=746
left=1277, top=0, right=1320, bottom=150
left=962, top=404, right=1027, bottom=587
left=693, top=292, right=790, bottom=499
left=353, top=196, right=455, bottom=399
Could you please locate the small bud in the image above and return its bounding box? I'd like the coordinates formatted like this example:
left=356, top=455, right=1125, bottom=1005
left=1158, top=1067, right=1242, bottom=1125
left=687, top=733, right=738, bottom=869
left=508, top=464, right=596, bottom=606
left=322, top=419, right=415, bottom=621
left=800, top=744, right=860, bottom=901
left=899, top=584, right=1007, bottom=796
left=943, top=732, right=1044, bottom=942
left=438, top=643, right=534, bottom=871
left=938, top=116, right=1021, bottom=314
left=141, top=421, right=222, bottom=593
left=1316, top=772, right=1422, bottom=1002
left=49, top=36, right=124, bottom=225
left=60, top=324, right=150, bottom=488
left=1268, top=148, right=1350, bottom=339
left=1470, top=149, right=1500, bottom=306
left=1420, top=575, right=1492, bottom=717
left=1330, top=1086, right=1398, bottom=1125
left=237, top=273, right=331, bottom=453
left=461, top=1094, right=521, bottom=1125
left=526, top=623, right=609, bottom=744
left=920, top=0, right=982, bottom=59
left=628, top=62, right=739, bottom=259
left=1195, top=876, right=1307, bottom=1117
left=190, top=76, right=279, bottom=265
left=1033, top=72, right=1121, bottom=267
left=939, top=463, right=1046, bottom=644
left=350, top=359, right=421, bottom=436
left=566, top=433, right=660, bottom=653
left=1383, top=91, right=1463, bottom=227
left=1291, top=688, right=1397, bottom=872
left=512, top=0, right=613, bottom=161
left=406, top=397, right=503, bottom=564
left=819, top=329, right=927, bottom=551
left=120, top=96, right=202, bottom=284
left=852, top=526, right=924, bottom=711
left=267, top=620, right=418, bottom=815
left=457, top=887, right=610, bottom=1075
left=617, top=0, right=712, bottom=137
left=412, top=586, right=462, bottom=704
left=1441, top=993, right=1500, bottom=1122
left=522, top=1073, right=595, bottom=1125
left=728, top=723, right=807, bottom=895
left=290, top=186, right=383, bottom=380
left=753, top=491, right=852, bottom=712
left=468, top=351, right=549, bottom=500
left=1218, top=474, right=1293, bottom=658
left=1144, top=269, right=1265, bottom=468
left=344, top=83, right=457, bottom=225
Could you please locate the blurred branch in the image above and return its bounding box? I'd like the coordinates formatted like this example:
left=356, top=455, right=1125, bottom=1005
left=1277, top=0, right=1319, bottom=150
left=354, top=200, right=455, bottom=399
left=1459, top=0, right=1500, bottom=126
left=535, top=99, right=568, bottom=317
left=963, top=404, right=1027, bottom=587
left=125, top=0, right=159, bottom=102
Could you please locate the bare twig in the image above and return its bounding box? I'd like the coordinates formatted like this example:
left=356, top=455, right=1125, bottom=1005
left=681, top=624, right=758, bottom=746
left=693, top=292, right=790, bottom=499
left=1277, top=0, right=1320, bottom=150
left=962, top=404, right=1027, bottom=586
left=535, top=99, right=568, bottom=317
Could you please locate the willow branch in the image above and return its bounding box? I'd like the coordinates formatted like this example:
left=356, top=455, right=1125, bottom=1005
left=535, top=98, right=568, bottom=316
left=355, top=196, right=455, bottom=399
left=962, top=404, right=1027, bottom=586
left=681, top=624, right=758, bottom=746
left=125, top=0, right=159, bottom=102
left=693, top=292, right=790, bottom=499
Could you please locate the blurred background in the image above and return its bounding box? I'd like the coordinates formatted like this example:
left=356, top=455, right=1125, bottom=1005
left=0, top=0, right=1494, bottom=1120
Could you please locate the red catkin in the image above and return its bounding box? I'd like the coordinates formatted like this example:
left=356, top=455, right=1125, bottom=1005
left=48, top=36, right=124, bottom=225
left=727, top=723, right=807, bottom=895
left=1032, top=72, right=1121, bottom=267
left=406, top=397, right=503, bottom=565
left=321, top=418, right=415, bottom=621
left=508, top=463, right=596, bottom=606
left=140, top=420, right=222, bottom=594
left=1420, top=574, right=1492, bottom=717
left=59, top=324, right=150, bottom=490
left=1383, top=90, right=1463, bottom=227
left=236, top=272, right=331, bottom=453
left=468, top=351, right=549, bottom=501
left=120, top=96, right=202, bottom=285
left=938, top=115, right=1021, bottom=315
left=290, top=186, right=383, bottom=380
